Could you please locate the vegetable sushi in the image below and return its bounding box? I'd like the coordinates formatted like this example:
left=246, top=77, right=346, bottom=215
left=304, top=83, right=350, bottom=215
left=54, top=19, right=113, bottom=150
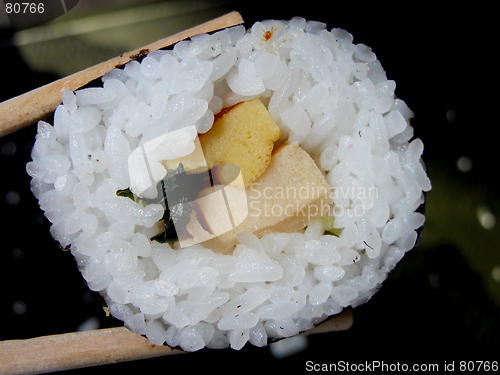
left=26, top=17, right=431, bottom=351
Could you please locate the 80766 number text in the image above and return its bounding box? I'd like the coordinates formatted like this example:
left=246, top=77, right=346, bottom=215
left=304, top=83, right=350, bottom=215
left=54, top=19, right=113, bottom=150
left=5, top=3, right=44, bottom=14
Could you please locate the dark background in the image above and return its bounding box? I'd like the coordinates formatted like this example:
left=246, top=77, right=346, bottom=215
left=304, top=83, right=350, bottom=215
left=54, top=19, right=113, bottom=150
left=1, top=1, right=498, bottom=373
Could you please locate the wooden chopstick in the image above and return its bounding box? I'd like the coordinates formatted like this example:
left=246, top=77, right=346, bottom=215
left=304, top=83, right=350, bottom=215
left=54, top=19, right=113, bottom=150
left=0, top=11, right=244, bottom=138
left=304, top=309, right=353, bottom=334
left=0, top=310, right=352, bottom=375
left=0, top=327, right=183, bottom=375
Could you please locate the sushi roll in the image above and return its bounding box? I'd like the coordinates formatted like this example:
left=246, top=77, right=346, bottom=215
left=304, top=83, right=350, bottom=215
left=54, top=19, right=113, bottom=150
left=26, top=17, right=431, bottom=351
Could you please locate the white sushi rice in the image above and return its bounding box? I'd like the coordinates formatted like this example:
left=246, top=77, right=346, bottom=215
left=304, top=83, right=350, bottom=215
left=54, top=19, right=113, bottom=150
left=27, top=18, right=431, bottom=351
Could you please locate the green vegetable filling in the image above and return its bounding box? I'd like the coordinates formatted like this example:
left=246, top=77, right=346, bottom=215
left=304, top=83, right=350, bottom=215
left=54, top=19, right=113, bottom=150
left=321, top=215, right=342, bottom=237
